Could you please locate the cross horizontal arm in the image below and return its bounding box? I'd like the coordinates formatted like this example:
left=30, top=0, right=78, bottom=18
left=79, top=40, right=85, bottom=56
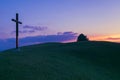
left=18, top=22, right=22, bottom=24
left=11, top=19, right=16, bottom=22
left=11, top=19, right=22, bottom=24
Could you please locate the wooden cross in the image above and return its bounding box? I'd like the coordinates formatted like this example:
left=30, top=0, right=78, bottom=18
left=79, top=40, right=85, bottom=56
left=11, top=13, right=22, bottom=49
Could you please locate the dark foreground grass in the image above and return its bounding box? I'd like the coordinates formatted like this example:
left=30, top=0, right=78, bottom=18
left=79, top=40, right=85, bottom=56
left=0, top=41, right=120, bottom=80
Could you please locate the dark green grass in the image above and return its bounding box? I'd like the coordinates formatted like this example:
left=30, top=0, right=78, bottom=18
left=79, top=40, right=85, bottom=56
left=0, top=41, right=120, bottom=80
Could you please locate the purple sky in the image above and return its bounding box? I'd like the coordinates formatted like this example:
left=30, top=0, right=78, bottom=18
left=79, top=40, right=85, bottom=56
left=0, top=0, right=120, bottom=51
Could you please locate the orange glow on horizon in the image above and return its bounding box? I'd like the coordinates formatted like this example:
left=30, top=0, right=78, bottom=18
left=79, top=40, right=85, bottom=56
left=88, top=34, right=120, bottom=43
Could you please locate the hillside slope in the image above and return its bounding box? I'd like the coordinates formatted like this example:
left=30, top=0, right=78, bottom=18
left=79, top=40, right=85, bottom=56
left=0, top=41, right=120, bottom=80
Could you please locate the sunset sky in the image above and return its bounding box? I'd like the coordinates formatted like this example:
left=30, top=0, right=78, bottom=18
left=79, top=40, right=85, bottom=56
left=0, top=0, right=120, bottom=51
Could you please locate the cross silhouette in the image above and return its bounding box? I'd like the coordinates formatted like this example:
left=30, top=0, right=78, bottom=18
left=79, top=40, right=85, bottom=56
left=12, top=13, right=22, bottom=49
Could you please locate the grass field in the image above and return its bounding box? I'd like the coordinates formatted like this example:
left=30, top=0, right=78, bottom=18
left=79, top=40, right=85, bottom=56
left=0, top=41, right=120, bottom=80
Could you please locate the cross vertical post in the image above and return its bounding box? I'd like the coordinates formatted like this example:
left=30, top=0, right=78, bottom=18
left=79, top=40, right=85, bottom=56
left=16, top=13, right=18, bottom=49
left=12, top=13, right=22, bottom=49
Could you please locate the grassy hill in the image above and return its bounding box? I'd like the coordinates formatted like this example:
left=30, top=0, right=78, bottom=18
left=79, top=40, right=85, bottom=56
left=0, top=41, right=120, bottom=80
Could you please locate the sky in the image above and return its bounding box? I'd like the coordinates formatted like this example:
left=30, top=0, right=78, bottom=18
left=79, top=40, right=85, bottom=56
left=0, top=0, right=120, bottom=51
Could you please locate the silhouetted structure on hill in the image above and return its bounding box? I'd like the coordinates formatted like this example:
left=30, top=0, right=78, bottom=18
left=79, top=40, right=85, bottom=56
left=77, top=33, right=89, bottom=42
left=11, top=13, right=22, bottom=49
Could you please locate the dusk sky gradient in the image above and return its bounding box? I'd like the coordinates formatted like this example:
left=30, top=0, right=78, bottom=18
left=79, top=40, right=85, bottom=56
left=0, top=0, right=120, bottom=51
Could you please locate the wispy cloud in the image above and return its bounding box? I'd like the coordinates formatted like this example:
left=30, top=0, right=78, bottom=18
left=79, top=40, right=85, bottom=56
left=23, top=25, right=47, bottom=31
left=11, top=30, right=35, bottom=34
left=11, top=25, right=48, bottom=35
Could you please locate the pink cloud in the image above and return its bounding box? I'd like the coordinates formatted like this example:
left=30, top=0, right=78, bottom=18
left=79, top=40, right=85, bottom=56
left=0, top=32, right=10, bottom=39
left=106, top=37, right=120, bottom=40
